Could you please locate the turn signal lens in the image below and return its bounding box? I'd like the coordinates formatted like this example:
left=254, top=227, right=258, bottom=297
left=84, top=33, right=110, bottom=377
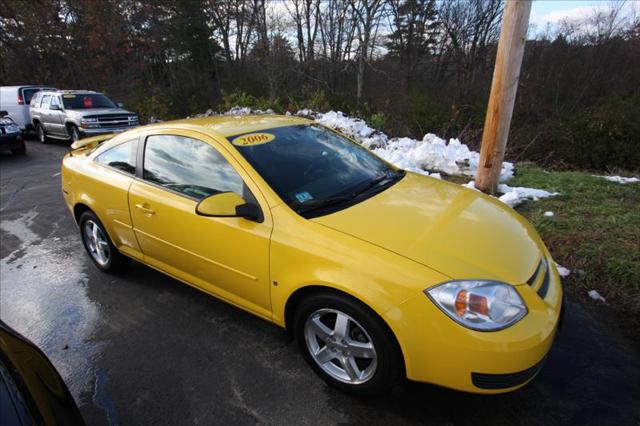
left=455, top=290, right=467, bottom=316
left=425, top=280, right=527, bottom=331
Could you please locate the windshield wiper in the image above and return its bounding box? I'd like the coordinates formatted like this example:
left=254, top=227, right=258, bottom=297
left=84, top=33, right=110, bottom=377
left=351, top=169, right=405, bottom=198
left=296, top=170, right=405, bottom=215
left=296, top=194, right=357, bottom=214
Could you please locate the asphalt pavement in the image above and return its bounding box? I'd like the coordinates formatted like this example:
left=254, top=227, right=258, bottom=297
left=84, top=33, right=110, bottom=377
left=1, top=139, right=639, bottom=425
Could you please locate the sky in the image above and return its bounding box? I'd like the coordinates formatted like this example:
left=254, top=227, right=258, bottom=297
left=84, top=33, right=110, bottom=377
left=529, top=1, right=625, bottom=27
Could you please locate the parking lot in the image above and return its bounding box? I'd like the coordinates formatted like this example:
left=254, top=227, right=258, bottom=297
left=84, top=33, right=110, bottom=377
left=1, top=139, right=639, bottom=425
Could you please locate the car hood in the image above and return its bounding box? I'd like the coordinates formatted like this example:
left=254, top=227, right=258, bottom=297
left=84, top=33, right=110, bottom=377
left=66, top=108, right=135, bottom=117
left=312, top=172, right=542, bottom=285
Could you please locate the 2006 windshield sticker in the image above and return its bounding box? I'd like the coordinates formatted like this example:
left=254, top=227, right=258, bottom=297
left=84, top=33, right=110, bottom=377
left=232, top=133, right=275, bottom=147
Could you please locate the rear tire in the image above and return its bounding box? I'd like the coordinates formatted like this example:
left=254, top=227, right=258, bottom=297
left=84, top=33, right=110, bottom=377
left=36, top=123, right=48, bottom=144
left=294, top=291, right=403, bottom=396
left=78, top=211, right=128, bottom=273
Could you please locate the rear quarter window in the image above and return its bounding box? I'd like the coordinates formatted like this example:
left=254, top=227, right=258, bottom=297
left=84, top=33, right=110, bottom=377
left=95, top=140, right=137, bottom=175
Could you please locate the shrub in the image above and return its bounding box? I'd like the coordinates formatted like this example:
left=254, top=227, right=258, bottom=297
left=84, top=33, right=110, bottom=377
left=407, top=92, right=447, bottom=136
left=220, top=89, right=282, bottom=113
left=369, top=112, right=390, bottom=132
left=220, top=90, right=258, bottom=111
left=130, top=94, right=172, bottom=124
left=306, top=90, right=331, bottom=112
left=565, top=95, right=640, bottom=171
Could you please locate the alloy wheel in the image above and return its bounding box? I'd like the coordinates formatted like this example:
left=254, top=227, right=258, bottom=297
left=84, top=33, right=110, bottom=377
left=304, top=308, right=377, bottom=384
left=82, top=220, right=110, bottom=266
left=38, top=126, right=46, bottom=143
left=70, top=127, right=80, bottom=142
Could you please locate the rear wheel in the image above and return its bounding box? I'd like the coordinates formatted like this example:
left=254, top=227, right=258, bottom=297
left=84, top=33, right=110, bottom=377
left=36, top=123, right=48, bottom=144
left=294, top=291, right=403, bottom=396
left=79, top=211, right=128, bottom=273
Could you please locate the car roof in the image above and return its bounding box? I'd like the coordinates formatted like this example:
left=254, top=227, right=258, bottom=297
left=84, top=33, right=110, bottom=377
left=1, top=85, right=54, bottom=89
left=167, top=114, right=313, bottom=137
left=41, top=90, right=101, bottom=95
left=78, top=115, right=315, bottom=157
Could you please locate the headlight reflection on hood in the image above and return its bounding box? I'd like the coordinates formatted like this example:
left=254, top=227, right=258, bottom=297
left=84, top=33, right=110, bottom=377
left=425, top=280, right=527, bottom=331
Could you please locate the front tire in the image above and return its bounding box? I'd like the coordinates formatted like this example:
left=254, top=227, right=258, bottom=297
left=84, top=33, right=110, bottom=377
left=36, top=123, right=48, bottom=144
left=68, top=124, right=80, bottom=142
left=294, top=291, right=403, bottom=396
left=79, top=211, right=128, bottom=273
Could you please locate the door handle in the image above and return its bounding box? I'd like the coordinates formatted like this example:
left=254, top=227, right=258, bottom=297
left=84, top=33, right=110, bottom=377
left=135, top=203, right=155, bottom=215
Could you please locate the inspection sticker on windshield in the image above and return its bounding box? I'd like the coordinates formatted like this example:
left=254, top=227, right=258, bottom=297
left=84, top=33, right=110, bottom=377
left=295, top=192, right=314, bottom=203
left=232, top=132, right=275, bottom=147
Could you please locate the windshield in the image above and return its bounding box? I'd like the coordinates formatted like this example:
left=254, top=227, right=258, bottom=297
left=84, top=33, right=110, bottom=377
left=230, top=124, right=404, bottom=218
left=61, top=93, right=116, bottom=109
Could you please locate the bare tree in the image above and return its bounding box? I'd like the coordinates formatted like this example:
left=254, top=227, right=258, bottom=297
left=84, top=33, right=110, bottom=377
left=437, top=0, right=503, bottom=88
left=349, top=0, right=387, bottom=105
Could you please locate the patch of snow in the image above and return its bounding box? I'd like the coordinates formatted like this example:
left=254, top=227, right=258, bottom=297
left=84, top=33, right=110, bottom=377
left=594, top=175, right=639, bottom=184
left=556, top=263, right=571, bottom=277
left=312, top=111, right=514, bottom=181
left=588, top=290, right=607, bottom=304
left=295, top=108, right=317, bottom=118
left=223, top=106, right=274, bottom=116
left=496, top=184, right=559, bottom=208
left=543, top=211, right=555, bottom=217
left=190, top=106, right=274, bottom=119
left=463, top=180, right=479, bottom=190
left=315, top=111, right=389, bottom=149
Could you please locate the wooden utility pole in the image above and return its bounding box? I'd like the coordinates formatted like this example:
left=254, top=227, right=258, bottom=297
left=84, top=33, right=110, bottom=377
left=475, top=0, right=532, bottom=194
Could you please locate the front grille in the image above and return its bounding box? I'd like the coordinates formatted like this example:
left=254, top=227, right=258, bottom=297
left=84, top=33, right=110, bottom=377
left=527, top=258, right=550, bottom=299
left=472, top=358, right=546, bottom=389
left=85, top=114, right=137, bottom=128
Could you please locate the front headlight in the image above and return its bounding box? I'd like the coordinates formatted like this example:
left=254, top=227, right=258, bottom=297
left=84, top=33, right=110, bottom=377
left=6, top=124, right=20, bottom=133
left=425, top=280, right=527, bottom=331
left=80, top=118, right=99, bottom=128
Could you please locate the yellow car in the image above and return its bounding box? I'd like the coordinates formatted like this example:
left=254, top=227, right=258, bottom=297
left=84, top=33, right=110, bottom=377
left=61, top=115, right=563, bottom=395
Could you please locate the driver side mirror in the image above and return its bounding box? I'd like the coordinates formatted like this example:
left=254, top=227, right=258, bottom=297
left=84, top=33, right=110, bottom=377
left=195, top=192, right=262, bottom=222
left=116, top=102, right=124, bottom=108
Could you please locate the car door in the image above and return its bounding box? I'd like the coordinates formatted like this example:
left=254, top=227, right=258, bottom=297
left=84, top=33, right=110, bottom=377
left=90, top=139, right=143, bottom=259
left=38, top=95, right=51, bottom=128
left=128, top=130, right=273, bottom=319
left=47, top=95, right=66, bottom=136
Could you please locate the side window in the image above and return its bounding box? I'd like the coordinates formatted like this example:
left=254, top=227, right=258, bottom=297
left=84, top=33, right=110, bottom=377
left=143, top=135, right=244, bottom=200
left=31, top=93, right=41, bottom=108
left=95, top=140, right=137, bottom=175
left=41, top=95, right=51, bottom=108
left=50, top=96, right=61, bottom=109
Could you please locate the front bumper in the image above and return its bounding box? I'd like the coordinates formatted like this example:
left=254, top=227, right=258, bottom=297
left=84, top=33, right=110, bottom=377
left=0, top=132, right=24, bottom=150
left=384, top=256, right=563, bottom=394
left=79, top=125, right=138, bottom=136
